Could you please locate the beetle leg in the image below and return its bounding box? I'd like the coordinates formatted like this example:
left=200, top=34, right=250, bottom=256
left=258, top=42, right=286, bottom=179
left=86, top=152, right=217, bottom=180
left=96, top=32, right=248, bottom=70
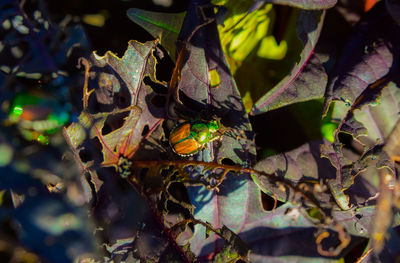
left=200, top=135, right=221, bottom=152
left=208, top=134, right=221, bottom=143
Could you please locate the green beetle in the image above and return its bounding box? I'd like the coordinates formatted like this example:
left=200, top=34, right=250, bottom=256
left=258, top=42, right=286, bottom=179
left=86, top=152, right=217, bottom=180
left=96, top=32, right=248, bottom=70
left=169, top=119, right=230, bottom=157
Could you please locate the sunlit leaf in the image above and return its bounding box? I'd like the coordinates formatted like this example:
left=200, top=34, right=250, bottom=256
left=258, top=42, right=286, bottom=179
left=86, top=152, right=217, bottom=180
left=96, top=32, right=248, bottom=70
left=321, top=2, right=400, bottom=211
left=251, top=10, right=327, bottom=115
left=65, top=40, right=163, bottom=166
left=214, top=1, right=274, bottom=73
left=257, top=0, right=337, bottom=10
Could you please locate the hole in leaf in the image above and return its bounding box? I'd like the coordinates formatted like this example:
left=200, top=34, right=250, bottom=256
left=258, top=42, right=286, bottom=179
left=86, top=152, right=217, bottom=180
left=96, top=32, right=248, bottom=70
left=78, top=137, right=104, bottom=164
left=101, top=111, right=129, bottom=135
left=88, top=90, right=105, bottom=114
left=115, top=86, right=131, bottom=109
left=208, top=69, right=220, bottom=88
left=78, top=149, right=91, bottom=163
left=261, top=191, right=284, bottom=211
left=337, top=132, right=363, bottom=154
left=143, top=76, right=168, bottom=94
left=221, top=158, right=235, bottom=166
left=102, top=123, right=112, bottom=135
left=160, top=166, right=174, bottom=178
left=141, top=125, right=149, bottom=137
left=166, top=200, right=191, bottom=219
left=338, top=132, right=352, bottom=145
left=154, top=45, right=174, bottom=82
left=167, top=182, right=191, bottom=204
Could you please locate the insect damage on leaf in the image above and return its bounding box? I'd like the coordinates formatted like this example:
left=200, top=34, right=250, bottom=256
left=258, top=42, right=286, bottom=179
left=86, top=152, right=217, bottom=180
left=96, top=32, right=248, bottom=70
left=65, top=40, right=164, bottom=168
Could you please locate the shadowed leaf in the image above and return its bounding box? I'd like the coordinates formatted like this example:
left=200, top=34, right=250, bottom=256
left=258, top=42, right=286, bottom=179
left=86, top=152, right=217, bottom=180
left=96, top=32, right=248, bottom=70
left=127, top=8, right=186, bottom=59
left=386, top=0, right=400, bottom=25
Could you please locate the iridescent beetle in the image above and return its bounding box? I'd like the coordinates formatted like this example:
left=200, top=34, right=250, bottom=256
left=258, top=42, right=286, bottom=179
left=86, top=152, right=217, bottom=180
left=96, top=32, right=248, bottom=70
left=169, top=119, right=231, bottom=157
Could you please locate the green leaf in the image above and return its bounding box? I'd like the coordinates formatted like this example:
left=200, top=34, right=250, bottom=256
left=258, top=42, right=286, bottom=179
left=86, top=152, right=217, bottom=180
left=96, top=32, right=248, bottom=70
left=214, top=1, right=275, bottom=73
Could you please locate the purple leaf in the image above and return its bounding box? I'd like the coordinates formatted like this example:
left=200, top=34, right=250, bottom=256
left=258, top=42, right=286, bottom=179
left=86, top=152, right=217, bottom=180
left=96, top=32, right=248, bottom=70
left=64, top=40, right=184, bottom=261
left=172, top=0, right=256, bottom=166
left=386, top=0, right=400, bottom=25
left=331, top=204, right=399, bottom=238
left=251, top=10, right=326, bottom=115
left=324, top=1, right=400, bottom=120
left=253, top=139, right=390, bottom=239
left=189, top=175, right=324, bottom=260
left=253, top=140, right=335, bottom=204
left=320, top=2, right=400, bottom=211
left=91, top=40, right=165, bottom=160
left=65, top=40, right=164, bottom=166
left=127, top=8, right=186, bottom=59
left=171, top=0, right=266, bottom=258
left=256, top=0, right=337, bottom=10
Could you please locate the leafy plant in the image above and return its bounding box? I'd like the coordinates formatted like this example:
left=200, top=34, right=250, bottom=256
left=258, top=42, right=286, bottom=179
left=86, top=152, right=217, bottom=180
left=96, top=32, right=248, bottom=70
left=1, top=0, right=400, bottom=262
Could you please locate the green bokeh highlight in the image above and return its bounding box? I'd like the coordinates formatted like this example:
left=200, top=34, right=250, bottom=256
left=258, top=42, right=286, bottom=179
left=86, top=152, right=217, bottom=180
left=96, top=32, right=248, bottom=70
left=12, top=106, right=23, bottom=116
left=8, top=93, right=70, bottom=144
